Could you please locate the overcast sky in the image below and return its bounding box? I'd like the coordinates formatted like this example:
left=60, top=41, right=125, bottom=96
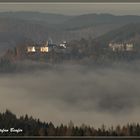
left=0, top=3, right=140, bottom=15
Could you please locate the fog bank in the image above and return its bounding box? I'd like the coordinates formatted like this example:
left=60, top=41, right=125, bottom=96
left=0, top=61, right=140, bottom=128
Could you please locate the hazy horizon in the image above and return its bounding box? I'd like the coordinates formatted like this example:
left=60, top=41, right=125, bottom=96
left=0, top=3, right=140, bottom=16
left=1, top=10, right=140, bottom=17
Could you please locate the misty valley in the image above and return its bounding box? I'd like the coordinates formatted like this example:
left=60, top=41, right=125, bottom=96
left=1, top=11, right=140, bottom=136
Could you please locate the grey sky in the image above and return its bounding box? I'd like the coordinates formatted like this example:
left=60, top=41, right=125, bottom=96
left=0, top=3, right=140, bottom=15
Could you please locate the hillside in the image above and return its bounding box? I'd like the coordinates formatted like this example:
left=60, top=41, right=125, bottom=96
left=96, top=23, right=140, bottom=47
left=0, top=11, right=72, bottom=24
left=60, top=14, right=140, bottom=30
left=2, top=23, right=140, bottom=67
left=1, top=12, right=140, bottom=55
left=0, top=12, right=125, bottom=42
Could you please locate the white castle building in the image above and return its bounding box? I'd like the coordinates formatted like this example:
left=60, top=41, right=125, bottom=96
left=109, top=42, right=134, bottom=52
left=26, top=41, right=67, bottom=54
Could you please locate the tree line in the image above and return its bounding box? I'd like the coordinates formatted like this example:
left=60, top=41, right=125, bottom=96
left=0, top=110, right=140, bottom=136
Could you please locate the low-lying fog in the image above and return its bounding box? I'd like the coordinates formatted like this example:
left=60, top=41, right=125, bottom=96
left=0, top=61, right=140, bottom=128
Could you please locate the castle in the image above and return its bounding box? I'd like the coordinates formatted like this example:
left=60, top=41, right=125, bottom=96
left=26, top=40, right=67, bottom=54
left=109, top=42, right=134, bottom=52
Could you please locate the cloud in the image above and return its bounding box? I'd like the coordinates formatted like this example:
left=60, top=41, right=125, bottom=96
left=0, top=61, right=140, bottom=127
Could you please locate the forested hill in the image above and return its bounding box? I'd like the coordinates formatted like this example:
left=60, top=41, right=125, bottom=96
left=2, top=22, right=140, bottom=70
left=1, top=17, right=140, bottom=68
left=2, top=12, right=140, bottom=55
left=0, top=12, right=72, bottom=24
left=68, top=22, right=140, bottom=52
left=96, top=23, right=140, bottom=47
left=60, top=14, right=140, bottom=30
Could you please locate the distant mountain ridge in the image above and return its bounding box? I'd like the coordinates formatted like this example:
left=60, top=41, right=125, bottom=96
left=0, top=11, right=73, bottom=24
left=2, top=12, right=140, bottom=30
left=1, top=12, right=140, bottom=54
left=60, top=13, right=140, bottom=30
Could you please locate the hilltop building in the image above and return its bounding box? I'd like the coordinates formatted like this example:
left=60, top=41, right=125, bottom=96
left=26, top=40, right=61, bottom=54
left=109, top=42, right=134, bottom=52
left=27, top=46, right=36, bottom=53
left=59, top=41, right=67, bottom=49
left=125, top=44, right=134, bottom=51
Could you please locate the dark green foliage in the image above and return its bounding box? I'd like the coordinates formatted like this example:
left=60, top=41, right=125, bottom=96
left=0, top=110, right=140, bottom=136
